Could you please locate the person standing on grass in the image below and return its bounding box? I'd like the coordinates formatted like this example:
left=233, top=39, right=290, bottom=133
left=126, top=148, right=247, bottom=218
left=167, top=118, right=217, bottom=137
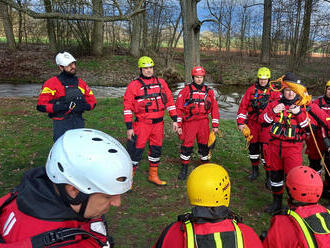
left=123, top=56, right=179, bottom=186
left=153, top=163, right=263, bottom=248
left=305, top=80, right=330, bottom=199
left=37, top=51, right=96, bottom=142
left=0, top=129, right=132, bottom=247
left=175, top=66, right=219, bottom=180
left=262, top=166, right=330, bottom=247
left=259, top=72, right=309, bottom=214
left=237, top=67, right=280, bottom=185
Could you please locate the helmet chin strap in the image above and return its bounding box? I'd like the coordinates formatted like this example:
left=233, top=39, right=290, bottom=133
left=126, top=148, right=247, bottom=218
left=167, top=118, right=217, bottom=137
left=56, top=184, right=90, bottom=219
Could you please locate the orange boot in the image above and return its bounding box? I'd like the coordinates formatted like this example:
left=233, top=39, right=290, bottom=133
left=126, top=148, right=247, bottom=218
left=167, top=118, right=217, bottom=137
left=148, top=167, right=167, bottom=186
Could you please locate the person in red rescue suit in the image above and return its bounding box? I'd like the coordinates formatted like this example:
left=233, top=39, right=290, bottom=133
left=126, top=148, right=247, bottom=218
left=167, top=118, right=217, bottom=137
left=124, top=56, right=179, bottom=186
left=175, top=66, right=220, bottom=180
left=237, top=67, right=281, bottom=183
left=259, top=72, right=309, bottom=214
left=0, top=129, right=133, bottom=248
left=262, top=166, right=330, bottom=248
left=305, top=80, right=330, bottom=199
left=153, top=163, right=263, bottom=248
left=37, top=51, right=96, bottom=142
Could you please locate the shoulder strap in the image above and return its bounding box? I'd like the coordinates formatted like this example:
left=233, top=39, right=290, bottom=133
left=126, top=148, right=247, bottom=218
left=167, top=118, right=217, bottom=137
left=31, top=227, right=108, bottom=248
left=287, top=209, right=318, bottom=248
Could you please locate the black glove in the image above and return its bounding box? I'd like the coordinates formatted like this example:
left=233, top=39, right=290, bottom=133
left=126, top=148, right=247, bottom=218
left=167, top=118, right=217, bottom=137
left=53, top=102, right=69, bottom=113
left=72, top=102, right=91, bottom=112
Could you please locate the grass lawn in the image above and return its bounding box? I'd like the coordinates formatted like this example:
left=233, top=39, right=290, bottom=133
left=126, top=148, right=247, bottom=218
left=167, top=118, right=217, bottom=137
left=0, top=97, right=328, bottom=247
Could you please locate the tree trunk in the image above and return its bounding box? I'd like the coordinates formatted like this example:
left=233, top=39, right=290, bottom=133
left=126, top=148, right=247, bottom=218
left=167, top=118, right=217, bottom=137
left=180, top=0, right=201, bottom=83
left=0, top=2, right=16, bottom=50
left=296, top=0, right=313, bottom=68
left=260, top=0, right=272, bottom=64
left=43, top=0, right=57, bottom=52
left=91, top=0, right=104, bottom=56
left=130, top=6, right=142, bottom=57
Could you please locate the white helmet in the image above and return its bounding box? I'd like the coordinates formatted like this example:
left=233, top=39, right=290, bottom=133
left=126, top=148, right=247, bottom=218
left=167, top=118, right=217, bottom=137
left=46, top=128, right=133, bottom=195
left=55, top=51, right=76, bottom=67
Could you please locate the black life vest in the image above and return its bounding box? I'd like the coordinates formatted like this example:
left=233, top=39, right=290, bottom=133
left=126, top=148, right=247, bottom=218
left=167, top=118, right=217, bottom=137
left=134, top=77, right=168, bottom=113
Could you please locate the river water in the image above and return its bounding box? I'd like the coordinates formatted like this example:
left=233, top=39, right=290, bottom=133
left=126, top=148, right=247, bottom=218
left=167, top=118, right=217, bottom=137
left=0, top=82, right=255, bottom=120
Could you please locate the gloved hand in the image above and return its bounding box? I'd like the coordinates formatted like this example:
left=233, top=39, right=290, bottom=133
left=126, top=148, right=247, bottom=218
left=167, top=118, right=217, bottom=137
left=72, top=102, right=91, bottom=112
left=241, top=124, right=253, bottom=142
left=53, top=102, right=69, bottom=113
left=289, top=105, right=301, bottom=115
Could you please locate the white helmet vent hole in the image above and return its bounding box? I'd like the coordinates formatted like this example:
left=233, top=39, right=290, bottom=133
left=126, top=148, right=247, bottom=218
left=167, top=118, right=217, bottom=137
left=87, top=187, right=91, bottom=190
left=108, top=149, right=118, bottom=153
left=116, top=177, right=127, bottom=182
left=92, top=137, right=103, bottom=141
left=58, top=162, right=64, bottom=172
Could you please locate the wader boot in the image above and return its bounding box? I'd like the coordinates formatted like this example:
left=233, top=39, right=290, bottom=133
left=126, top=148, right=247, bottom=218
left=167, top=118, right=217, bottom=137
left=178, top=164, right=188, bottom=180
left=265, top=194, right=283, bottom=214
left=148, top=167, right=167, bottom=186
left=265, top=171, right=271, bottom=190
left=248, top=166, right=259, bottom=181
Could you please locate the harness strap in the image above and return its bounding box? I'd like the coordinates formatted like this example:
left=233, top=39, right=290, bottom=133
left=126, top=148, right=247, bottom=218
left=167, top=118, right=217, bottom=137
left=31, top=227, right=108, bottom=248
left=184, top=219, right=244, bottom=248
left=287, top=209, right=317, bottom=248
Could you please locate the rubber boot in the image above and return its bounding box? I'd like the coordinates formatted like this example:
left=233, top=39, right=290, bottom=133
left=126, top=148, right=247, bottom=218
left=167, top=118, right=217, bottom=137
left=148, top=167, right=167, bottom=186
left=178, top=164, right=188, bottom=180
left=265, top=171, right=271, bottom=190
left=248, top=166, right=259, bottom=181
left=265, top=194, right=283, bottom=214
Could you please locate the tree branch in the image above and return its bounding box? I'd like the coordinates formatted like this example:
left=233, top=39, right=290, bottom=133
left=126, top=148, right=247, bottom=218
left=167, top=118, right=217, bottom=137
left=0, top=0, right=145, bottom=22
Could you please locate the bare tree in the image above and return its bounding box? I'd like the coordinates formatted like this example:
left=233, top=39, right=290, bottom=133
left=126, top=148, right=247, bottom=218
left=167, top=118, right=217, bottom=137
left=91, top=0, right=104, bottom=56
left=180, top=0, right=201, bottom=82
left=43, top=0, right=56, bottom=51
left=0, top=1, right=16, bottom=50
left=260, top=0, right=272, bottom=64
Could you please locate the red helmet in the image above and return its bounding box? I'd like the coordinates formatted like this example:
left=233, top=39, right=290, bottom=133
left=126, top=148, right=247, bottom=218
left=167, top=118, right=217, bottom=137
left=191, top=66, right=206, bottom=76
left=286, top=166, right=323, bottom=203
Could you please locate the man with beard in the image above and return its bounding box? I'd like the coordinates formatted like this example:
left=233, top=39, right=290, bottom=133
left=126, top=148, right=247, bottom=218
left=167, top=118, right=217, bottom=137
left=37, top=51, right=96, bottom=141
left=260, top=72, right=309, bottom=213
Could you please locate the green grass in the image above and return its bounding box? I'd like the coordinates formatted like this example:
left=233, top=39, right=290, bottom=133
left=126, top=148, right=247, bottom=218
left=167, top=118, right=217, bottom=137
left=0, top=97, right=328, bottom=247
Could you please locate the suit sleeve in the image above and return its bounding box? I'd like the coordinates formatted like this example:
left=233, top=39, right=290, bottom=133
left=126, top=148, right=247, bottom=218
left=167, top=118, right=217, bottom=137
left=36, top=79, right=59, bottom=113
left=79, top=79, right=96, bottom=110
left=123, top=81, right=136, bottom=129
left=209, top=89, right=219, bottom=128
left=259, top=101, right=276, bottom=124
left=238, top=224, right=263, bottom=248
left=161, top=79, right=177, bottom=122
left=237, top=87, right=252, bottom=126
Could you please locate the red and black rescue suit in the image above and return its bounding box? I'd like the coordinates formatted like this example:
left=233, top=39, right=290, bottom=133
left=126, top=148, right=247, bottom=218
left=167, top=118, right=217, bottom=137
left=263, top=204, right=330, bottom=248
left=176, top=82, right=219, bottom=164
left=37, top=71, right=96, bottom=141
left=237, top=83, right=280, bottom=173
left=124, top=75, right=177, bottom=170
left=153, top=206, right=262, bottom=248
left=0, top=167, right=111, bottom=247
left=260, top=97, right=309, bottom=195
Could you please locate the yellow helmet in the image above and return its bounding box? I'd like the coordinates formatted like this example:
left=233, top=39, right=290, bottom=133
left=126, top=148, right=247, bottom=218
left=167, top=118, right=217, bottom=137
left=187, top=163, right=231, bottom=207
left=257, top=67, right=271, bottom=79
left=138, top=56, right=155, bottom=68
left=326, top=80, right=330, bottom=88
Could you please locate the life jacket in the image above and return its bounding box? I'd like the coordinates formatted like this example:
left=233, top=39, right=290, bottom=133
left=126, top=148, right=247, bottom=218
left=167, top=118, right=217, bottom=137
left=134, top=77, right=168, bottom=113
left=317, top=97, right=330, bottom=115
left=183, top=83, right=211, bottom=120
left=49, top=75, right=85, bottom=119
left=179, top=213, right=244, bottom=248
left=0, top=191, right=111, bottom=247
left=250, top=86, right=271, bottom=114
left=286, top=208, right=330, bottom=248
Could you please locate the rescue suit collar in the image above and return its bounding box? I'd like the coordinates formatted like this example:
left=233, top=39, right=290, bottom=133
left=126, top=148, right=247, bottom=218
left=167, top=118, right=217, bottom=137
left=58, top=70, right=78, bottom=86
left=192, top=81, right=204, bottom=90
left=189, top=206, right=237, bottom=224
left=324, top=95, right=330, bottom=104
left=280, top=95, right=300, bottom=106
left=139, top=73, right=153, bottom=80
left=255, top=81, right=269, bottom=91
left=15, top=167, right=87, bottom=222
